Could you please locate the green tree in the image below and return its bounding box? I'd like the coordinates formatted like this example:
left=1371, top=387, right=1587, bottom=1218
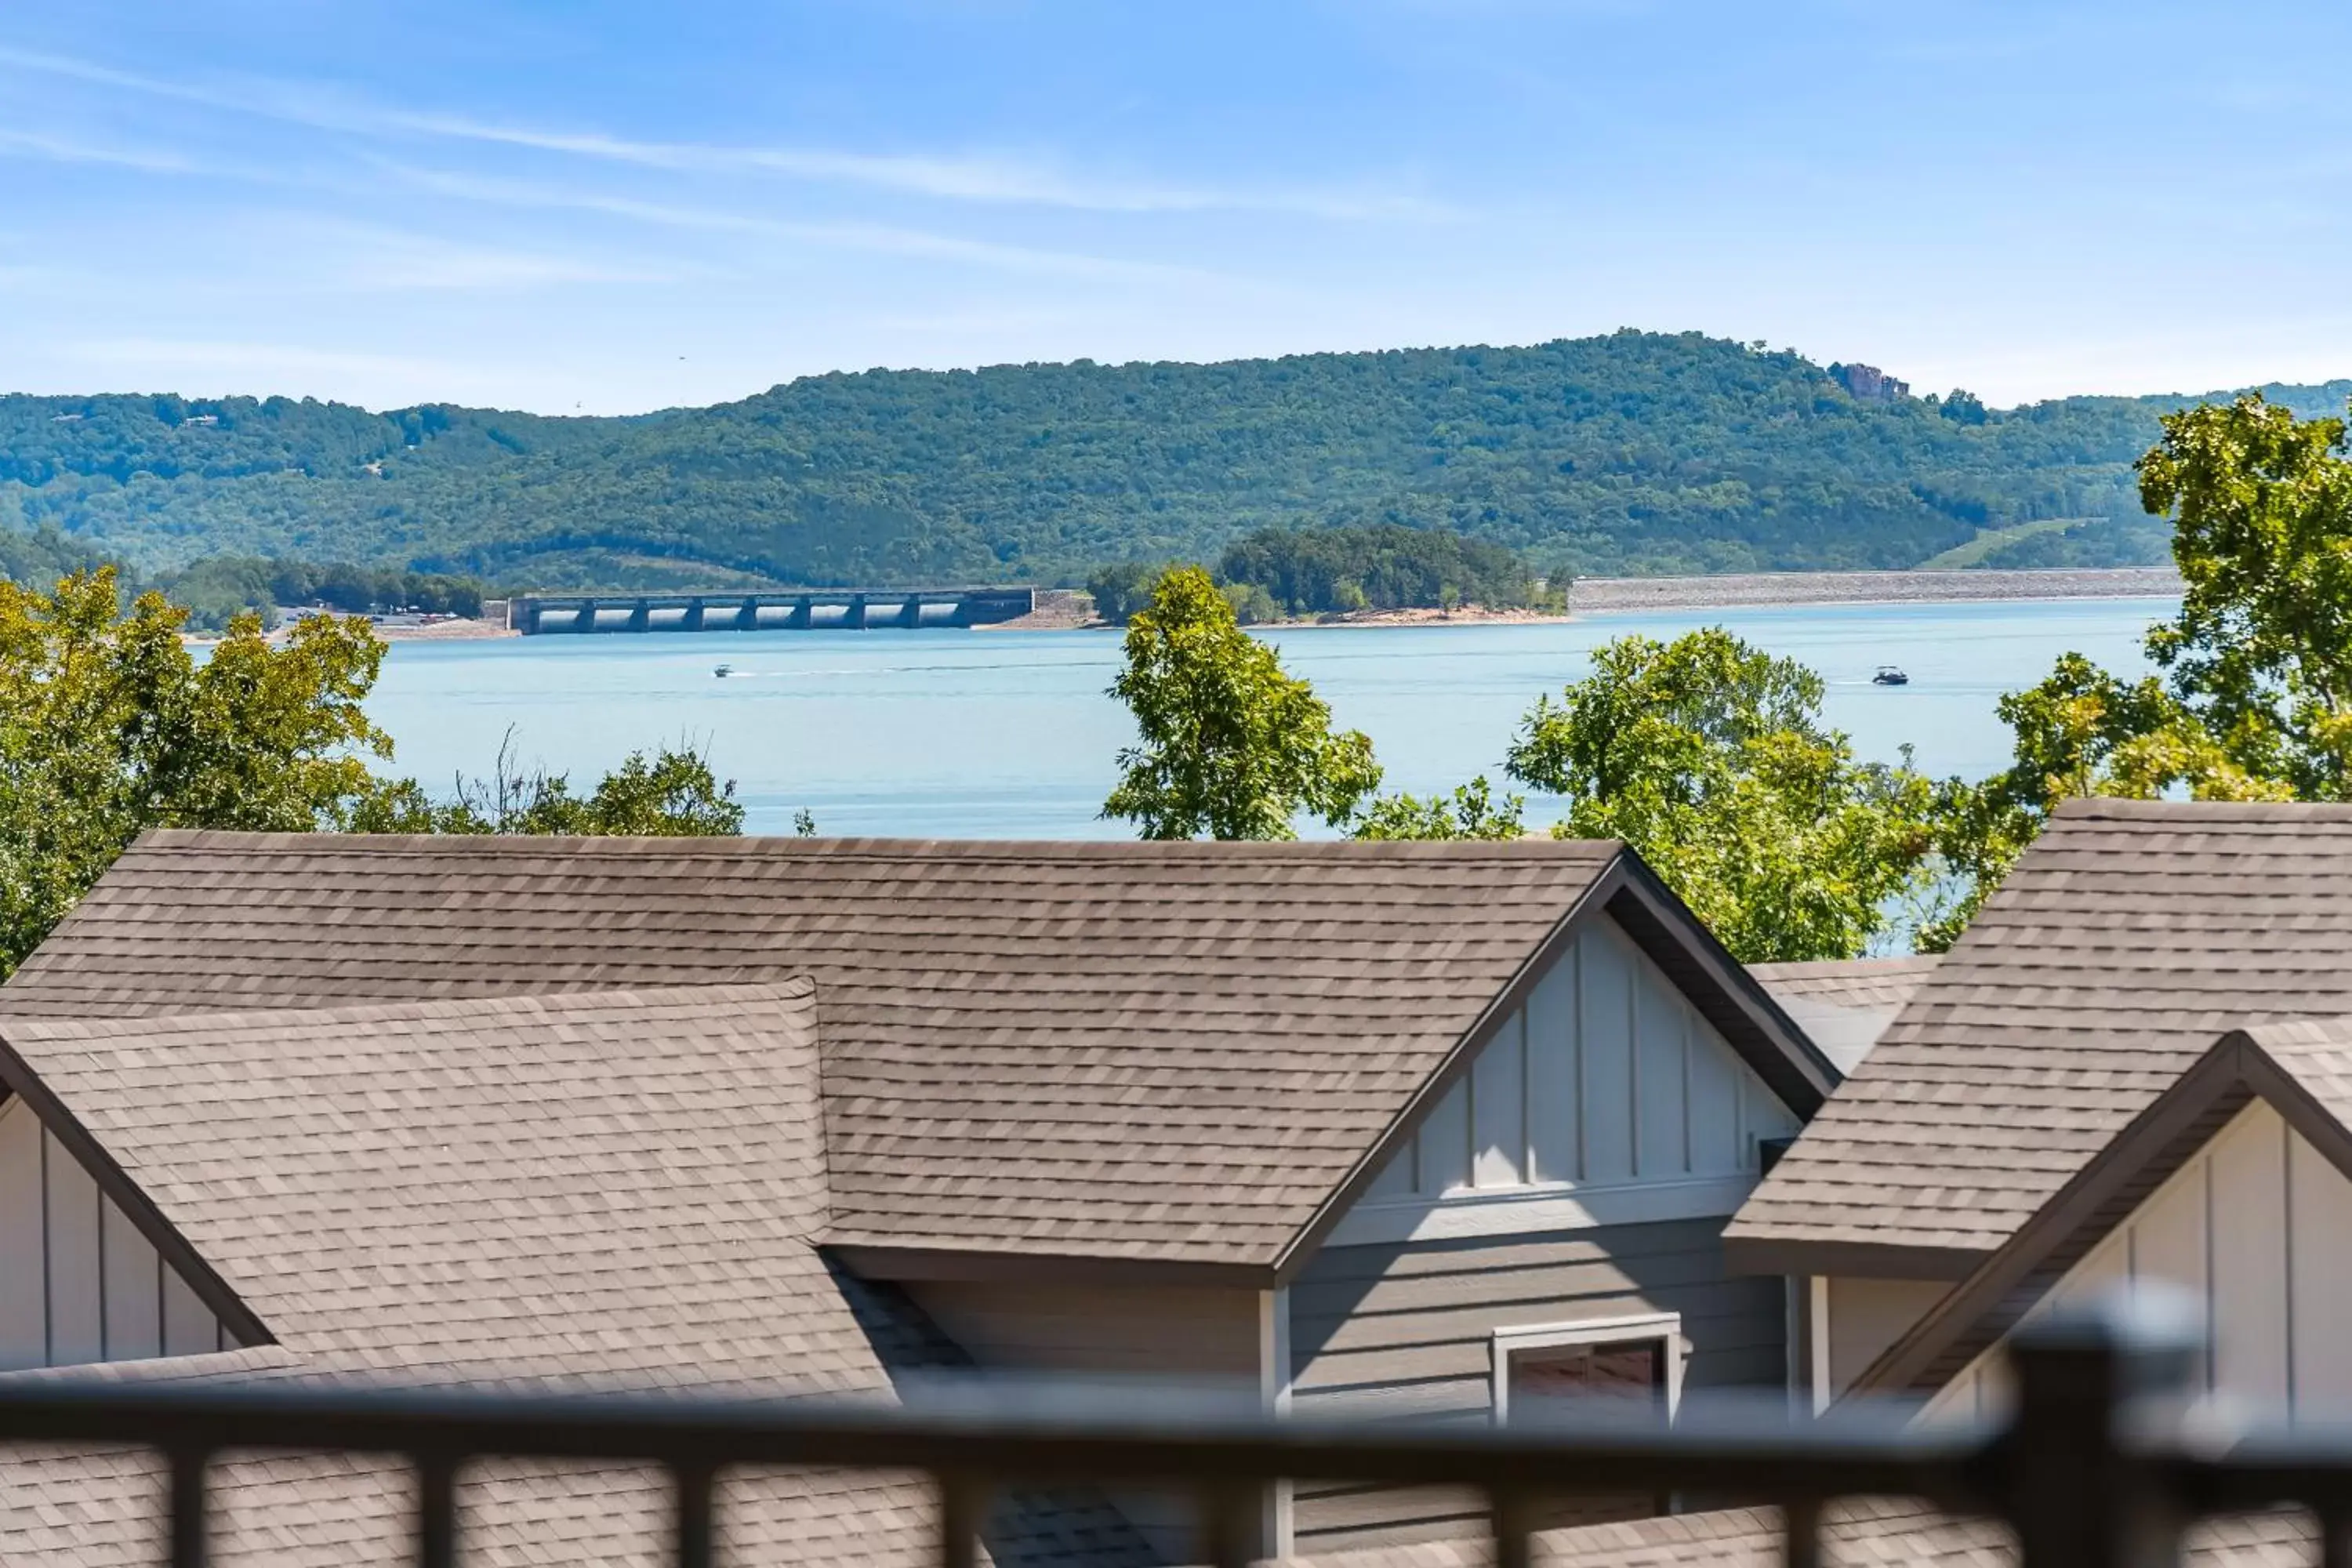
left=1352, top=775, right=1525, bottom=840
left=2139, top=393, right=2352, bottom=797
left=1104, top=566, right=1381, bottom=839
left=355, top=730, right=753, bottom=836
left=1918, top=395, right=2350, bottom=943
left=1085, top=561, right=1167, bottom=626
left=1503, top=627, right=1938, bottom=962
left=0, top=569, right=768, bottom=975
left=0, top=568, right=394, bottom=974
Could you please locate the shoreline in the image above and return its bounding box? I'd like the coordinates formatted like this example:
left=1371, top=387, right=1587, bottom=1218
left=1564, top=565, right=2181, bottom=615
left=194, top=566, right=2180, bottom=647
left=1054, top=566, right=2185, bottom=632
left=182, top=615, right=519, bottom=648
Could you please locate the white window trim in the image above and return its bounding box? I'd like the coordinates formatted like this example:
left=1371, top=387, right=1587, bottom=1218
left=1490, top=1311, right=1686, bottom=1426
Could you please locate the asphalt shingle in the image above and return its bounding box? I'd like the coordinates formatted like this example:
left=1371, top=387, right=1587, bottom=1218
left=4, top=831, right=1624, bottom=1269
left=0, top=986, right=1156, bottom=1568
left=1730, top=799, right=2352, bottom=1267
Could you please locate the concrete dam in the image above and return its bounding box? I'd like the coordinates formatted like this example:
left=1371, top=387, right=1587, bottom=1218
left=505, top=586, right=1034, bottom=634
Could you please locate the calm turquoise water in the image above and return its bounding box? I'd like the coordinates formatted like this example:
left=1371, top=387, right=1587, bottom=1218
left=365, top=597, right=2174, bottom=839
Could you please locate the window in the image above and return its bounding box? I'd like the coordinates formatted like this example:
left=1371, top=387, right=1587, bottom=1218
left=1490, top=1312, right=1683, bottom=1427
left=1490, top=1313, right=1685, bottom=1525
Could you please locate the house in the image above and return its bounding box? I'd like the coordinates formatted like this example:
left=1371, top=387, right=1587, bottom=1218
left=1381, top=798, right=2352, bottom=1568
left=0, top=831, right=1844, bottom=1563
left=1726, top=798, right=2352, bottom=1417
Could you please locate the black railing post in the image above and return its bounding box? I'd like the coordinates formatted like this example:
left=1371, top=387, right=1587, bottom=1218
left=2002, top=1291, right=2202, bottom=1568
left=1197, top=1478, right=1260, bottom=1568
left=168, top=1446, right=210, bottom=1568
left=1781, top=1494, right=1822, bottom=1568
left=673, top=1461, right=716, bottom=1568
left=417, top=1453, right=459, bottom=1568
left=938, top=1472, right=988, bottom=1568
left=1491, top=1486, right=1538, bottom=1568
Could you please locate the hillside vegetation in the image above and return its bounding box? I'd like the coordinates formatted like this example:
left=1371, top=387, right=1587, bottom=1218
left=4, top=332, right=2345, bottom=590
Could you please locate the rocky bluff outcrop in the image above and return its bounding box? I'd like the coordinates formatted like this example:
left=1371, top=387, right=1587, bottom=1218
left=1829, top=362, right=1911, bottom=404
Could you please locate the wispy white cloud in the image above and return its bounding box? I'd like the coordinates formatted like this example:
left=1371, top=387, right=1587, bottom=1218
left=0, top=125, right=217, bottom=176
left=393, top=111, right=1454, bottom=220
left=0, top=43, right=1451, bottom=221
left=373, top=162, right=1231, bottom=284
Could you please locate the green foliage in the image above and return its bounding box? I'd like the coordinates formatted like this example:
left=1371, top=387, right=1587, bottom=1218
left=1925, top=393, right=2348, bottom=945
left=9, top=339, right=2341, bottom=589
left=1351, top=776, right=1526, bottom=840
left=0, top=568, right=394, bottom=974
left=1973, top=514, right=2173, bottom=569
left=0, top=524, right=106, bottom=587
left=1219, top=580, right=1280, bottom=625
left=2138, top=394, right=2352, bottom=797
left=156, top=556, right=486, bottom=631
left=1084, top=561, right=1167, bottom=626
left=354, top=731, right=750, bottom=836
left=0, top=570, right=761, bottom=974
left=1104, top=566, right=1381, bottom=839
left=1939, top=390, right=1990, bottom=426
left=1214, top=524, right=1540, bottom=617
left=1503, top=628, right=1939, bottom=962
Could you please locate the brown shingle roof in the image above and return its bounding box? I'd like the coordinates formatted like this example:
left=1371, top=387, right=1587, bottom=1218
left=1292, top=1501, right=2308, bottom=1568
left=0, top=989, right=1158, bottom=1568
left=0, top=983, right=892, bottom=1389
left=1747, top=956, right=1941, bottom=1012
left=1746, top=958, right=1940, bottom=1076
left=1726, top=799, right=2352, bottom=1276
left=2, top=832, right=1660, bottom=1271
left=1852, top=1017, right=2352, bottom=1397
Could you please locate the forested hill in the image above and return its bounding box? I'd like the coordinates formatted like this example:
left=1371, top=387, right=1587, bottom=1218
left=4, top=332, right=2346, bottom=590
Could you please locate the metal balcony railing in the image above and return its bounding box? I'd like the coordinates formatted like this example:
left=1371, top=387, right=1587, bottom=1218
left=0, top=1295, right=2335, bottom=1568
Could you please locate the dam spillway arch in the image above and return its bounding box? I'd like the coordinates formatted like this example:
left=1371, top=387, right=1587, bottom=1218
left=505, top=586, right=1034, bottom=634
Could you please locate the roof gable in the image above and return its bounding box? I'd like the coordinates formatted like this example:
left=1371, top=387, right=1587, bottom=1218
left=1847, top=1018, right=2352, bottom=1399
left=1726, top=800, right=2352, bottom=1279
left=0, top=982, right=905, bottom=1391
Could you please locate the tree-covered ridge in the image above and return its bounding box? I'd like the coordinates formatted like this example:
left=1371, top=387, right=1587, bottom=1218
left=5, top=333, right=2347, bottom=590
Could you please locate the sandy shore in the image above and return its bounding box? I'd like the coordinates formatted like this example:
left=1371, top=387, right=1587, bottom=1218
left=1009, top=567, right=2187, bottom=633
left=369, top=616, right=518, bottom=641
left=182, top=615, right=517, bottom=648
left=1567, top=566, right=2183, bottom=614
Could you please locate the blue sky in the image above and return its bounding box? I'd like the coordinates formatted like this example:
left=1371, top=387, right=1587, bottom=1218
left=3, top=2, right=2349, bottom=415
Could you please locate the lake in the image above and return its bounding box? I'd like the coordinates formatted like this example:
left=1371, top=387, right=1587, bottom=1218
left=365, top=597, right=2175, bottom=839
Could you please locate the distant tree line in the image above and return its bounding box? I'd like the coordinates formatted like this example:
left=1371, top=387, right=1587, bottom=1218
left=1217, top=522, right=1547, bottom=617
left=157, top=557, right=486, bottom=630
left=1087, top=523, right=1556, bottom=626
left=0, top=528, right=491, bottom=631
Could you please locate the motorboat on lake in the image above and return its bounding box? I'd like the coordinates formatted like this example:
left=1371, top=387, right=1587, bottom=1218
left=713, top=664, right=735, bottom=678
left=1872, top=665, right=1909, bottom=686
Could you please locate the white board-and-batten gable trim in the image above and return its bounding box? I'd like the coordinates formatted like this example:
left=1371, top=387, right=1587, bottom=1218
left=1323, top=913, right=1806, bottom=1250
left=1922, top=1098, right=2352, bottom=1425
left=0, top=1094, right=240, bottom=1372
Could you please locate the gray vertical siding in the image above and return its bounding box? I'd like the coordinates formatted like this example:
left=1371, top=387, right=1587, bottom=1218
left=0, top=1097, right=227, bottom=1371
left=1286, top=1217, right=1784, bottom=1552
